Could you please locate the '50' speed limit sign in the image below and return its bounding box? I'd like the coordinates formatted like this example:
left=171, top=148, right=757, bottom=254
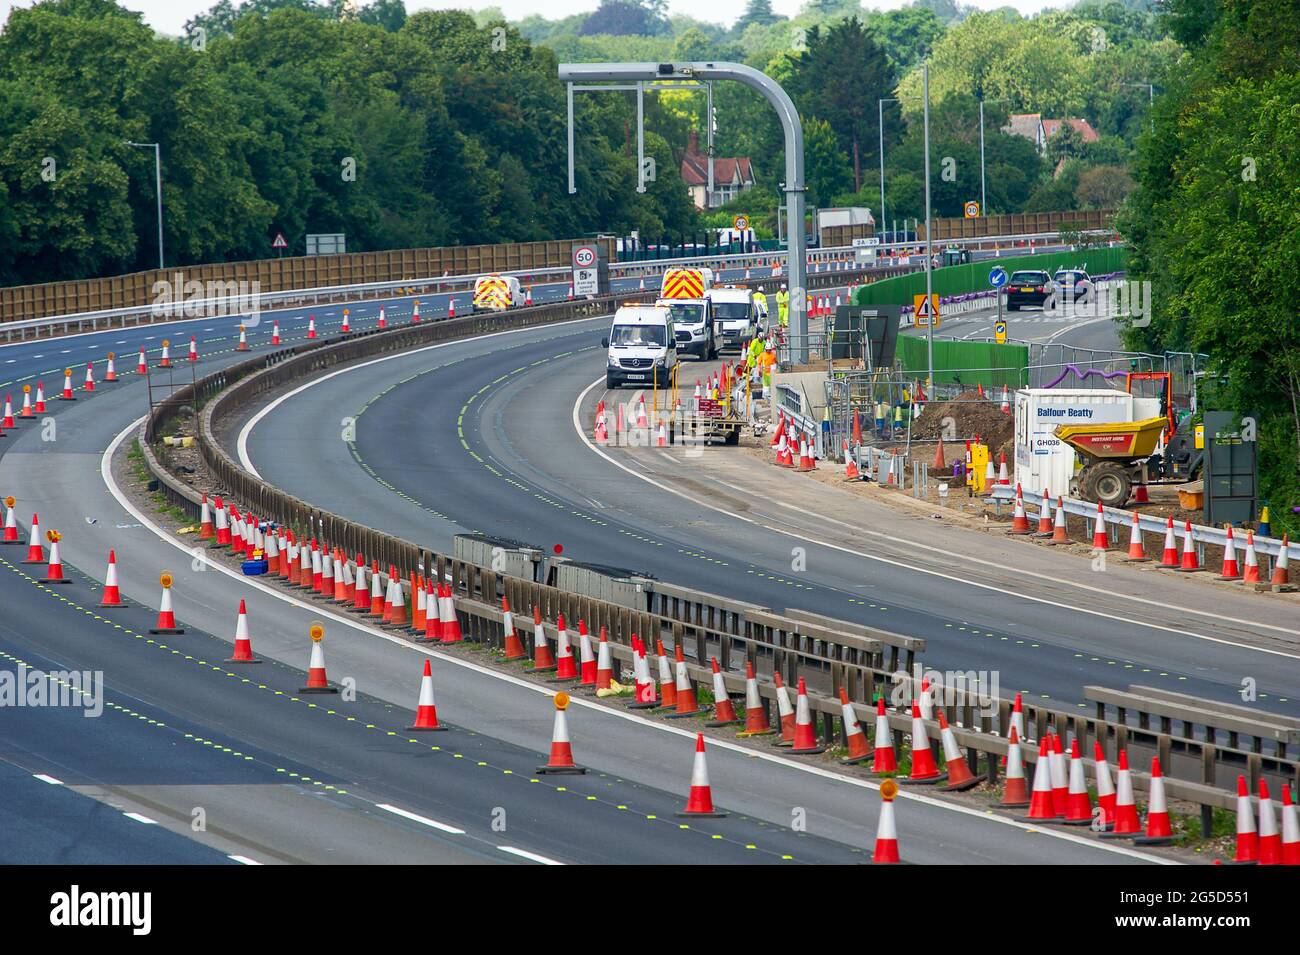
left=573, top=246, right=596, bottom=268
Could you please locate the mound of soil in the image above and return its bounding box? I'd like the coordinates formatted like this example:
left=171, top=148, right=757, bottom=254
left=912, top=389, right=1015, bottom=461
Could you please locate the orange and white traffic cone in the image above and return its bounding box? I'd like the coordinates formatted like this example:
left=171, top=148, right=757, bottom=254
left=407, top=659, right=446, bottom=731
left=871, top=698, right=897, bottom=773
left=737, top=662, right=773, bottom=737
left=594, top=626, right=613, bottom=690
left=448, top=298, right=456, bottom=318
left=300, top=623, right=337, bottom=693
left=349, top=556, right=367, bottom=610
left=58, top=368, right=76, bottom=401
left=628, top=636, right=658, bottom=708
left=227, top=599, right=261, bottom=663
left=307, top=316, right=317, bottom=339
left=1034, top=486, right=1054, bottom=535
left=1231, top=775, right=1258, bottom=863
left=1062, top=738, right=1093, bottom=824
left=788, top=677, right=824, bottom=754
left=439, top=583, right=463, bottom=643
left=377, top=307, right=387, bottom=330
left=905, top=701, right=940, bottom=782
left=550, top=613, right=578, bottom=681
left=838, top=688, right=871, bottom=764
left=667, top=644, right=708, bottom=718
left=843, top=440, right=861, bottom=480
left=999, top=385, right=1010, bottom=413
left=576, top=620, right=597, bottom=686
left=0, top=496, right=19, bottom=545
left=137, top=347, right=148, bottom=375
left=654, top=640, right=677, bottom=709
left=537, top=692, right=585, bottom=774
left=997, top=452, right=1009, bottom=485
left=149, top=572, right=185, bottom=634
left=937, top=711, right=981, bottom=791
left=1018, top=735, right=1057, bottom=821
left=1133, top=756, right=1173, bottom=845
left=593, top=402, right=608, bottom=444
left=1125, top=512, right=1148, bottom=560
left=772, top=671, right=796, bottom=745
left=1009, top=484, right=1031, bottom=534
left=1281, top=784, right=1300, bottom=865
left=417, top=581, right=440, bottom=641
left=192, top=335, right=203, bottom=361
left=271, top=321, right=281, bottom=345
left=341, top=310, right=351, bottom=334
left=1095, top=742, right=1117, bottom=827
left=706, top=658, right=741, bottom=726
left=1000, top=726, right=1030, bottom=808
left=1100, top=749, right=1141, bottom=837
left=41, top=530, right=69, bottom=584
left=1242, top=530, right=1261, bottom=583
left=388, top=574, right=409, bottom=629
left=872, top=779, right=902, bottom=864
left=677, top=733, right=726, bottom=817
left=199, top=494, right=214, bottom=540
left=1217, top=525, right=1242, bottom=580
left=500, top=596, right=527, bottom=661
left=1050, top=496, right=1069, bottom=544
left=531, top=606, right=555, bottom=671
left=1258, top=779, right=1281, bottom=865
left=1176, top=521, right=1200, bottom=571
left=1159, top=516, right=1178, bottom=566
left=23, top=513, right=44, bottom=564
left=83, top=362, right=95, bottom=392
left=28, top=384, right=42, bottom=415
left=1091, top=502, right=1108, bottom=549
left=1273, top=535, right=1292, bottom=586
left=1048, top=733, right=1068, bottom=816
left=797, top=436, right=817, bottom=472
left=104, top=353, right=117, bottom=382
left=159, top=340, right=171, bottom=368
left=1, top=393, right=13, bottom=427
left=99, top=550, right=124, bottom=607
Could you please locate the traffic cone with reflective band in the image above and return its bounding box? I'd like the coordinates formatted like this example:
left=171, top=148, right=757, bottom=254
left=997, top=453, right=1010, bottom=485
left=377, top=307, right=387, bottom=330
left=1095, top=742, right=1117, bottom=827
left=300, top=623, right=337, bottom=693
left=1281, top=785, right=1300, bottom=864
left=1061, top=738, right=1093, bottom=824
left=537, top=692, right=585, bottom=774
left=593, top=402, right=608, bottom=444
left=387, top=575, right=409, bottom=629
left=797, top=436, right=816, bottom=472
left=937, top=711, right=981, bottom=791
left=1, top=394, right=13, bottom=428
left=307, top=316, right=317, bottom=339
left=1048, top=733, right=1069, bottom=816
left=677, top=734, right=726, bottom=817
left=448, top=298, right=456, bottom=318
left=59, top=368, right=75, bottom=401
left=105, top=353, right=117, bottom=382
left=407, top=659, right=446, bottom=731
left=1050, top=496, right=1069, bottom=543
left=341, top=310, right=351, bottom=334
left=265, top=530, right=281, bottom=576
left=788, top=677, right=824, bottom=754
left=439, top=583, right=463, bottom=643
left=0, top=497, right=19, bottom=544
left=1125, top=512, right=1148, bottom=560
left=872, top=779, right=902, bottom=864
left=227, top=599, right=260, bottom=663
left=667, top=644, right=709, bottom=718
left=368, top=563, right=384, bottom=618
left=1009, top=484, right=1031, bottom=534
left=149, top=573, right=185, bottom=634
left=83, top=363, right=95, bottom=392
left=1000, top=726, right=1030, bottom=808
left=1231, top=775, right=1258, bottom=863
left=843, top=440, right=860, bottom=480
left=137, top=347, right=148, bottom=375
left=1100, top=750, right=1141, bottom=837
left=903, top=701, right=940, bottom=782
left=29, top=384, right=42, bottom=415
left=350, top=556, right=368, bottom=610
left=550, top=613, right=578, bottom=681
left=41, top=531, right=69, bottom=584
left=577, top=619, right=597, bottom=686
left=271, top=321, right=281, bottom=345
left=628, top=636, right=657, bottom=708
left=838, top=688, right=870, bottom=764
left=99, top=550, right=124, bottom=607
left=635, top=396, right=648, bottom=430
left=1257, top=780, right=1281, bottom=865
left=1176, top=521, right=1200, bottom=571
left=198, top=494, right=214, bottom=540
left=1217, top=525, right=1242, bottom=579
left=1018, top=736, right=1057, bottom=821
left=1272, top=535, right=1291, bottom=585
left=1034, top=487, right=1054, bottom=535
left=999, top=385, right=1010, bottom=413
left=1091, top=502, right=1108, bottom=549
left=1134, top=757, right=1173, bottom=844
left=500, top=596, right=527, bottom=661
left=770, top=412, right=784, bottom=447
left=871, top=699, right=897, bottom=772
left=591, top=626, right=613, bottom=690
left=159, top=341, right=172, bottom=368
left=654, top=640, right=677, bottom=709
left=1242, top=531, right=1260, bottom=583
left=1160, top=517, right=1178, bottom=566
left=737, top=662, right=773, bottom=737
left=320, top=550, right=334, bottom=601
left=416, top=581, right=440, bottom=641
left=984, top=456, right=995, bottom=489
left=531, top=606, right=555, bottom=671
left=23, top=514, right=44, bottom=564
left=772, top=671, right=796, bottom=745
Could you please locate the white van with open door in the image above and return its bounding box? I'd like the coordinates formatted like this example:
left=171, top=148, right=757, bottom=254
left=603, top=303, right=678, bottom=389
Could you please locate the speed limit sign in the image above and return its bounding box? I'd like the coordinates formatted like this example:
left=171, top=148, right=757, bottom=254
left=572, top=245, right=596, bottom=268
left=733, top=215, right=750, bottom=232
left=964, top=200, right=980, bottom=219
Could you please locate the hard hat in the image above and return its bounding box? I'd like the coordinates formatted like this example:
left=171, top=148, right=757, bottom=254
left=781, top=283, right=787, bottom=290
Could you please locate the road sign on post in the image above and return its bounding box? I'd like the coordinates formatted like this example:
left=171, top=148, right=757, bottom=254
left=913, top=293, right=940, bottom=328
left=964, top=200, right=980, bottom=219
left=572, top=242, right=606, bottom=297
left=853, top=236, right=879, bottom=265
left=989, top=266, right=1007, bottom=336
left=272, top=232, right=288, bottom=257
left=733, top=215, right=749, bottom=232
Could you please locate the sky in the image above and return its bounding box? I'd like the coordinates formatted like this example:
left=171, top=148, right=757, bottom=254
left=1, top=1, right=1063, bottom=38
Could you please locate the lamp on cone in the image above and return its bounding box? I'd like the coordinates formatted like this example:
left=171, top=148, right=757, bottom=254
left=871, top=779, right=902, bottom=864
left=148, top=572, right=185, bottom=634
left=299, top=622, right=338, bottom=694
left=41, top=529, right=70, bottom=584
left=1, top=496, right=21, bottom=545
left=536, top=692, right=585, bottom=774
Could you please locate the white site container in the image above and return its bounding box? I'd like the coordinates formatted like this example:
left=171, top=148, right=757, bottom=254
left=1012, top=388, right=1160, bottom=498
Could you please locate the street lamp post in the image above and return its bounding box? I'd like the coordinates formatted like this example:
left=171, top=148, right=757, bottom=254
left=922, top=63, right=934, bottom=395
left=126, top=141, right=164, bottom=270
left=1124, top=82, right=1156, bottom=132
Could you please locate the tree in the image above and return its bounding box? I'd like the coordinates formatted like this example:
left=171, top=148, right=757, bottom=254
left=734, top=0, right=780, bottom=32
left=579, top=0, right=667, bottom=37
left=802, top=117, right=851, bottom=208
left=1073, top=164, right=1134, bottom=207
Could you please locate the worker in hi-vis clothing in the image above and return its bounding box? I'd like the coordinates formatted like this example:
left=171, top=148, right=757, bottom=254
left=753, top=288, right=768, bottom=325
left=776, top=285, right=789, bottom=327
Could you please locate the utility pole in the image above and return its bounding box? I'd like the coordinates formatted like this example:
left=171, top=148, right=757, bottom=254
left=126, top=141, right=164, bottom=270
left=923, top=63, right=934, bottom=395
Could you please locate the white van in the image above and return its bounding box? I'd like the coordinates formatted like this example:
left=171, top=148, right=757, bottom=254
left=603, top=303, right=678, bottom=389
left=706, top=286, right=758, bottom=352
left=657, top=297, right=719, bottom=360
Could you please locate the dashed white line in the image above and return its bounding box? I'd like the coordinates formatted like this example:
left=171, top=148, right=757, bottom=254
left=376, top=803, right=466, bottom=834
left=497, top=846, right=563, bottom=865
left=228, top=854, right=263, bottom=865
left=123, top=812, right=158, bottom=824
left=33, top=774, right=63, bottom=785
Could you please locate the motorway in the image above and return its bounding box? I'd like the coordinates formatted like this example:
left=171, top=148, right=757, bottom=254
left=0, top=293, right=1172, bottom=865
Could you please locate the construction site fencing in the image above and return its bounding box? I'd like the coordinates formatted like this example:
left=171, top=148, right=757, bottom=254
left=135, top=288, right=1298, bottom=833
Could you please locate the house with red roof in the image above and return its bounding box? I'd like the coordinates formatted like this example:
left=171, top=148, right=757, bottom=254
left=680, top=131, right=755, bottom=210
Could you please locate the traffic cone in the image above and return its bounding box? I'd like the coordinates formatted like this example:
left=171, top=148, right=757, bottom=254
left=706, top=658, right=740, bottom=726
left=531, top=606, right=555, bottom=671
left=439, top=583, right=463, bottom=643
left=635, top=396, right=648, bottom=430
left=412, top=300, right=421, bottom=322
left=537, top=692, right=585, bottom=773
left=1159, top=516, right=1179, bottom=566
left=341, top=310, right=351, bottom=334
left=99, top=550, right=124, bottom=607
left=349, top=556, right=368, bottom=610
left=871, top=699, right=897, bottom=773
left=1009, top=484, right=1031, bottom=534
left=1176, top=521, right=1200, bottom=571
left=628, top=636, right=658, bottom=708
left=299, top=623, right=337, bottom=693
left=307, top=316, right=317, bottom=339
left=24, top=385, right=39, bottom=417
left=1048, top=733, right=1069, bottom=817
left=23, top=513, right=44, bottom=564
left=1091, top=502, right=1108, bottom=550
left=149, top=573, right=185, bottom=634
left=677, top=734, right=726, bottom=817
left=591, top=625, right=613, bottom=690
left=159, top=340, right=171, bottom=368
left=870, top=779, right=904, bottom=865
left=0, top=496, right=19, bottom=544
left=1217, top=525, right=1242, bottom=579
left=667, top=644, right=709, bottom=718
left=769, top=412, right=784, bottom=447
left=417, top=581, right=440, bottom=641
left=1134, top=756, right=1173, bottom=845
left=1018, top=736, right=1057, bottom=821
left=984, top=456, right=995, bottom=488
left=1034, top=487, right=1054, bottom=535
left=58, top=368, right=75, bottom=400
left=1094, top=742, right=1117, bottom=828
left=1000, top=726, right=1030, bottom=808
left=1100, top=750, right=1141, bottom=837
left=137, top=347, right=148, bottom=375
left=838, top=688, right=871, bottom=764
left=937, top=711, right=981, bottom=791
left=1231, top=775, right=1258, bottom=863
left=652, top=640, right=676, bottom=709
left=1061, top=738, right=1093, bottom=824
left=41, top=531, right=69, bottom=584
left=104, top=353, right=117, bottom=382
left=797, top=436, right=816, bottom=472
left=593, top=402, right=608, bottom=443
left=1133, top=482, right=1149, bottom=504
left=524, top=287, right=532, bottom=306
left=999, top=385, right=1009, bottom=413
left=1125, top=512, right=1148, bottom=560
left=789, top=677, right=824, bottom=754
left=227, top=599, right=261, bottom=663
left=1009, top=691, right=1026, bottom=747
left=1242, top=530, right=1261, bottom=583
left=933, top=441, right=945, bottom=470
left=450, top=297, right=458, bottom=317
left=198, top=494, right=214, bottom=540
left=2, top=394, right=13, bottom=427
left=997, top=452, right=1009, bottom=485
left=1282, top=785, right=1300, bottom=864
left=388, top=574, right=409, bottom=628
left=904, top=701, right=940, bottom=782
left=550, top=613, right=578, bottom=681
left=406, top=659, right=446, bottom=731
left=843, top=440, right=860, bottom=480
left=1272, top=535, right=1291, bottom=586
left=1257, top=780, right=1281, bottom=865
left=737, top=662, right=773, bottom=737
left=83, top=362, right=95, bottom=392
left=271, top=321, right=281, bottom=345
left=500, top=595, right=527, bottom=661
left=377, top=307, right=387, bottom=330
left=772, top=671, right=796, bottom=745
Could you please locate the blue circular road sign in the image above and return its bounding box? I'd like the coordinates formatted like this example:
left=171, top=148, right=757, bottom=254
left=989, top=267, right=1008, bottom=288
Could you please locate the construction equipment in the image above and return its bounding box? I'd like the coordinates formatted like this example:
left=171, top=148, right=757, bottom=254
left=1054, top=416, right=1169, bottom=507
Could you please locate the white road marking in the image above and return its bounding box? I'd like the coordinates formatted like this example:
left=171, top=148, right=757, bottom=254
left=376, top=803, right=466, bottom=834
left=123, top=812, right=157, bottom=824
left=497, top=846, right=563, bottom=865
left=228, top=855, right=263, bottom=865
left=33, top=774, right=63, bottom=785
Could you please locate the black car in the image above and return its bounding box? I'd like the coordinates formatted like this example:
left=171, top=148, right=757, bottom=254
left=1003, top=270, right=1051, bottom=310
